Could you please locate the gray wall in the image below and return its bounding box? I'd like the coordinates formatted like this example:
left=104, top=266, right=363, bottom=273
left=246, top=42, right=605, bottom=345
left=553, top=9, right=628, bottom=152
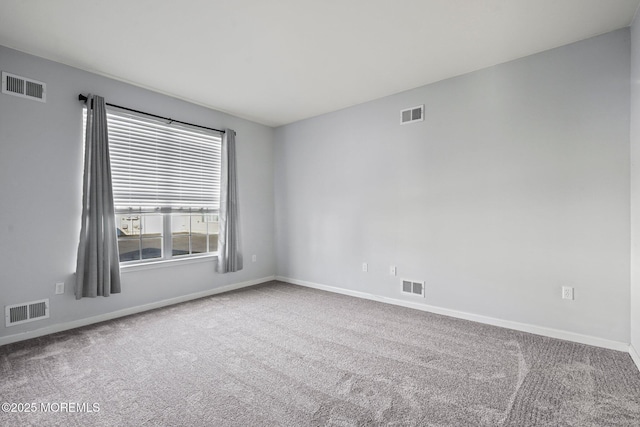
left=0, top=45, right=276, bottom=339
left=274, top=30, right=631, bottom=343
left=631, top=20, right=640, bottom=354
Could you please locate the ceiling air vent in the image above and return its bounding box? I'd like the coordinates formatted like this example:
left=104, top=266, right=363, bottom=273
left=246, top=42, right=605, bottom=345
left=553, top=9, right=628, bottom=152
left=400, top=105, right=423, bottom=125
left=402, top=280, right=425, bottom=297
left=5, top=299, right=50, bottom=327
left=2, top=71, right=46, bottom=102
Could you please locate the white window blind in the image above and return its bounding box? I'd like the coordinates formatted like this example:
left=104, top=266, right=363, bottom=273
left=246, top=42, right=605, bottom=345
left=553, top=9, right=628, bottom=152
left=106, top=109, right=222, bottom=212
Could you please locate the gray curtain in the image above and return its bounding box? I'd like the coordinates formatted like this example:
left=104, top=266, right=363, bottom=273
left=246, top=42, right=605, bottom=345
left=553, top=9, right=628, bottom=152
left=217, top=129, right=243, bottom=273
left=75, top=95, right=121, bottom=299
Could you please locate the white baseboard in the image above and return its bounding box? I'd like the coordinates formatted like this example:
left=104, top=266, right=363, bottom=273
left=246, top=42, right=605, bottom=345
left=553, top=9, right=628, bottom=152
left=630, top=344, right=640, bottom=371
left=0, top=275, right=275, bottom=347
left=276, top=276, right=630, bottom=353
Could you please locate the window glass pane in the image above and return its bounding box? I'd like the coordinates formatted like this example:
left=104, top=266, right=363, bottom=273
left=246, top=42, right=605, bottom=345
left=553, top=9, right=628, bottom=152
left=118, top=214, right=140, bottom=236
left=117, top=213, right=140, bottom=262
left=170, top=213, right=217, bottom=256
left=142, top=238, right=162, bottom=260
left=116, top=213, right=163, bottom=262
left=118, top=238, right=141, bottom=262
left=141, top=214, right=163, bottom=237
left=191, top=233, right=207, bottom=254
left=141, top=214, right=163, bottom=260
left=172, top=215, right=191, bottom=257
left=191, top=215, right=207, bottom=254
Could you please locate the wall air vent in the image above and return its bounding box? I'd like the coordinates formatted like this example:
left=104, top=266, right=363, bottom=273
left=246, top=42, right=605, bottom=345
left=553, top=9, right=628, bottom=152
left=2, top=71, right=46, bottom=102
left=402, top=280, right=425, bottom=297
left=400, top=105, right=423, bottom=125
left=5, top=299, right=50, bottom=327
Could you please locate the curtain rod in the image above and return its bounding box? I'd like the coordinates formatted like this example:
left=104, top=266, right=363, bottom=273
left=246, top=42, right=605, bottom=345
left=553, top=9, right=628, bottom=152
left=78, top=94, right=226, bottom=134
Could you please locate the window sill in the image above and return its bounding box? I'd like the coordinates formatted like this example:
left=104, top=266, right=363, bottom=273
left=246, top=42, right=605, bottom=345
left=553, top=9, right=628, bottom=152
left=120, top=253, right=218, bottom=273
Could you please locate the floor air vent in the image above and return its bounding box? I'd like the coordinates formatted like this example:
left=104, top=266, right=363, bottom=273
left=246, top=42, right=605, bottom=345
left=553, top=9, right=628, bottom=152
left=400, top=105, right=423, bottom=124
left=5, top=299, right=49, bottom=327
left=402, top=280, right=425, bottom=297
left=2, top=71, right=46, bottom=102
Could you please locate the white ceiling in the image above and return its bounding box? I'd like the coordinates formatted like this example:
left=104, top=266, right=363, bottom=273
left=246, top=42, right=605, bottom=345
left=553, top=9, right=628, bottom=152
left=1, top=0, right=639, bottom=127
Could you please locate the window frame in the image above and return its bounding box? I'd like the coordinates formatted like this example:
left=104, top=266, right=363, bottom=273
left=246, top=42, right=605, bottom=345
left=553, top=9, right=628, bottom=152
left=116, top=211, right=219, bottom=268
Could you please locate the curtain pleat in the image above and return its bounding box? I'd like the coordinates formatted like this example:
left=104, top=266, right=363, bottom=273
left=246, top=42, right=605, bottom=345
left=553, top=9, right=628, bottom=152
left=217, top=129, right=243, bottom=273
left=75, top=95, right=121, bottom=299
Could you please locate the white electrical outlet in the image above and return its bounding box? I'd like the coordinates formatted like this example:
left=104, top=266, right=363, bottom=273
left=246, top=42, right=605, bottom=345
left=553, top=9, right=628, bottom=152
left=55, top=282, right=64, bottom=295
left=252, top=254, right=257, bottom=262
left=362, top=262, right=368, bottom=272
left=390, top=266, right=397, bottom=276
left=562, top=286, right=574, bottom=300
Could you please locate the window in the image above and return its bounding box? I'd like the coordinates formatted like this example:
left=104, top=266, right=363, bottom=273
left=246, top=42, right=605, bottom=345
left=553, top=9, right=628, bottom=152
left=87, top=107, right=222, bottom=264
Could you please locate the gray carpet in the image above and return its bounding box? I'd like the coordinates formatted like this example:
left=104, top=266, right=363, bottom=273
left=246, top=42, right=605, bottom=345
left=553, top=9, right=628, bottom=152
left=1, top=281, right=639, bottom=426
